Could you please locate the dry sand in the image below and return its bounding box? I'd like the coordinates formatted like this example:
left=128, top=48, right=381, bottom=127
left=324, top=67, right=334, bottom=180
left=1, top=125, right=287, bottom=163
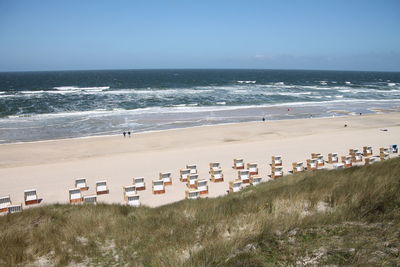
left=0, top=113, right=399, bottom=208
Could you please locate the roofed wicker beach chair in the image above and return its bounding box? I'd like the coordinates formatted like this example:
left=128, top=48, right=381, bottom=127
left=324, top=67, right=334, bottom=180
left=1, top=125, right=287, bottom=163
left=349, top=149, right=363, bottom=162
left=96, top=180, right=109, bottom=195
left=271, top=166, right=283, bottom=179
left=0, top=196, right=11, bottom=213
left=247, top=163, right=258, bottom=175
left=292, top=162, right=305, bottom=173
left=83, top=195, right=97, bottom=204
left=238, top=170, right=250, bottom=184
left=75, top=178, right=89, bottom=191
left=159, top=172, right=172, bottom=186
left=69, top=188, right=83, bottom=204
left=365, top=156, right=380, bottom=165
left=195, top=179, right=208, bottom=195
left=209, top=162, right=221, bottom=173
left=311, top=153, right=325, bottom=167
left=306, top=159, right=318, bottom=171
left=271, top=155, right=282, bottom=167
left=232, top=158, right=245, bottom=169
left=24, top=189, right=40, bottom=205
left=126, top=194, right=140, bottom=207
left=133, top=177, right=146, bottom=191
left=185, top=189, right=200, bottom=200
left=187, top=174, right=199, bottom=188
left=7, top=204, right=22, bottom=214
left=380, top=147, right=390, bottom=161
left=180, top=169, right=191, bottom=182
left=390, top=144, right=398, bottom=153
left=328, top=153, right=339, bottom=164
left=229, top=180, right=242, bottom=193
left=123, top=185, right=137, bottom=201
left=341, top=156, right=353, bottom=168
left=250, top=176, right=262, bottom=185
left=186, top=164, right=197, bottom=174
left=363, top=146, right=373, bottom=157
left=210, top=169, right=224, bottom=182
left=152, top=180, right=165, bottom=194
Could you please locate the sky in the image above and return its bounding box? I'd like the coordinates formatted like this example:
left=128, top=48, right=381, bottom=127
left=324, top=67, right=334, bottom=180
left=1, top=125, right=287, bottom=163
left=0, top=0, right=399, bottom=72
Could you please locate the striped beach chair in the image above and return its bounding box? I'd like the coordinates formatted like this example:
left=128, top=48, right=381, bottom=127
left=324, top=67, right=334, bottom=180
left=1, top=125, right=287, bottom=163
left=96, top=180, right=109, bottom=195
left=152, top=180, right=165, bottom=194
left=232, top=158, right=245, bottom=169
left=0, top=196, right=11, bottom=213
left=196, top=179, right=208, bottom=195
left=127, top=194, right=140, bottom=206
left=75, top=178, right=89, bottom=191
left=159, top=172, right=172, bottom=186
left=133, top=177, right=146, bottom=191
left=24, top=189, right=39, bottom=205
left=69, top=188, right=83, bottom=204
left=83, top=195, right=97, bottom=204
left=186, top=164, right=198, bottom=174
left=247, top=163, right=258, bottom=175
left=271, top=156, right=282, bottom=167
left=210, top=169, right=224, bottom=182
left=238, top=170, right=250, bottom=184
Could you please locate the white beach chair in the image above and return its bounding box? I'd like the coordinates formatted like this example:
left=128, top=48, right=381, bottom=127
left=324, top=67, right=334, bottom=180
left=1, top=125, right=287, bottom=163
left=229, top=180, right=242, bottom=193
left=0, top=196, right=12, bottom=213
left=349, top=149, right=363, bottom=162
left=75, top=178, right=89, bottom=191
left=365, top=156, right=379, bottom=165
left=271, top=166, right=283, bottom=179
left=180, top=169, right=191, bottom=182
left=328, top=153, right=339, bottom=164
left=333, top=163, right=345, bottom=169
left=210, top=169, right=224, bottom=182
left=123, top=185, right=137, bottom=201
left=233, top=158, right=245, bottom=169
left=247, top=163, right=258, bottom=175
left=250, top=176, right=262, bottom=185
left=209, top=162, right=221, bottom=173
left=238, top=170, right=250, bottom=184
left=186, top=164, right=198, bottom=174
left=69, top=188, right=83, bottom=204
left=127, top=194, right=140, bottom=207
left=159, top=172, right=172, bottom=185
left=292, top=162, right=305, bottom=173
left=271, top=156, right=282, bottom=167
left=83, top=195, right=97, bottom=204
left=96, top=180, right=109, bottom=195
left=7, top=204, right=23, bottom=214
left=152, top=180, right=165, bottom=194
left=187, top=174, right=198, bottom=188
left=341, top=156, right=353, bottom=168
left=196, top=179, right=208, bottom=195
left=363, top=146, right=373, bottom=157
left=390, top=144, right=398, bottom=153
left=133, top=177, right=146, bottom=191
left=24, top=189, right=39, bottom=205
left=306, top=159, right=318, bottom=171
left=185, top=189, right=200, bottom=200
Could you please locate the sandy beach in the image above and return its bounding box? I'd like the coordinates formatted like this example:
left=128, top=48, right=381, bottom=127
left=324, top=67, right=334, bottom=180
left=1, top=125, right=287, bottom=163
left=0, top=112, right=399, bottom=208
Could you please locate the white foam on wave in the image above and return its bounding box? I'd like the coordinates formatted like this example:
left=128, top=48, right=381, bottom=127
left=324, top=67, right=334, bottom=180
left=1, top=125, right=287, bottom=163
left=53, top=86, right=110, bottom=91
left=388, top=83, right=396, bottom=86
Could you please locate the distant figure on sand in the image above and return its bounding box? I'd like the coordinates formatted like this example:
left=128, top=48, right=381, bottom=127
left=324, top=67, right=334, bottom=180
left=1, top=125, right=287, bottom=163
left=128, top=131, right=131, bottom=138
left=262, top=117, right=265, bottom=122
left=123, top=132, right=126, bottom=138
left=344, top=124, right=347, bottom=127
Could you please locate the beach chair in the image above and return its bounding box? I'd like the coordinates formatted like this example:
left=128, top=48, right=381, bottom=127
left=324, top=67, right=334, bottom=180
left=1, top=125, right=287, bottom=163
left=247, top=163, right=258, bottom=175
left=363, top=146, right=373, bottom=157
left=159, top=172, right=172, bottom=186
left=292, top=162, right=305, bottom=173
left=328, top=153, right=339, bottom=164
left=311, top=153, right=325, bottom=167
left=238, top=170, right=250, bottom=184
left=341, top=156, right=352, bottom=168
left=229, top=180, right=242, bottom=193
left=7, top=204, right=22, bottom=214
left=126, top=194, right=140, bottom=207
left=232, top=158, right=245, bottom=169
left=180, top=169, right=191, bottom=182
left=306, top=159, right=318, bottom=171
left=186, top=164, right=197, bottom=174
left=365, top=156, right=379, bottom=165
left=152, top=180, right=165, bottom=194
left=250, top=176, right=262, bottom=185
left=380, top=148, right=390, bottom=161
left=123, top=185, right=137, bottom=201
left=69, top=188, right=83, bottom=204
left=196, top=179, right=208, bottom=195
left=96, top=180, right=109, bottom=195
left=333, top=163, right=345, bottom=169
left=24, top=189, right=39, bottom=205
left=83, top=195, right=97, bottom=204
left=0, top=196, right=11, bottom=213
left=187, top=174, right=198, bottom=188
left=210, top=169, right=224, bottom=182
left=390, top=144, right=398, bottom=153
left=209, top=162, right=221, bottom=173
left=271, top=156, right=282, bottom=167
left=271, top=166, right=283, bottom=179
left=75, top=178, right=89, bottom=191
left=349, top=149, right=363, bottom=162
left=133, top=177, right=146, bottom=191
left=185, top=189, right=200, bottom=200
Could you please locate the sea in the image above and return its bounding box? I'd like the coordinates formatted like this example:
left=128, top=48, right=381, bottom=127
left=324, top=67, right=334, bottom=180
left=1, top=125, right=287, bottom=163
left=0, top=69, right=400, bottom=144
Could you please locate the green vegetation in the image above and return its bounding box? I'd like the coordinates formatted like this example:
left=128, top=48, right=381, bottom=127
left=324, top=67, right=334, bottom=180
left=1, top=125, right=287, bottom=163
left=1, top=158, right=400, bottom=266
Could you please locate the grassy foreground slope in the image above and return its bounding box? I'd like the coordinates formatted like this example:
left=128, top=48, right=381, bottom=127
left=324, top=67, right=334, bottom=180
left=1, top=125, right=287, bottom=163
left=1, top=158, right=400, bottom=266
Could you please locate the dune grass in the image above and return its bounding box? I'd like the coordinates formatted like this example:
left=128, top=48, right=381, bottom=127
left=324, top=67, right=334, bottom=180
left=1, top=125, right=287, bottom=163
left=1, top=158, right=400, bottom=266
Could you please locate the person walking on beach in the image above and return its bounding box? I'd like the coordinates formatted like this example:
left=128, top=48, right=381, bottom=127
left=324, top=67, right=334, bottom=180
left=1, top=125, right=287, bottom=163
left=123, top=131, right=126, bottom=138
left=128, top=131, right=131, bottom=138
left=262, top=117, right=265, bottom=122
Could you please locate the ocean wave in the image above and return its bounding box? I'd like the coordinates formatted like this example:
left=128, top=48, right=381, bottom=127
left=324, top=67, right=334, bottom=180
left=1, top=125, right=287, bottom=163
left=53, top=86, right=110, bottom=91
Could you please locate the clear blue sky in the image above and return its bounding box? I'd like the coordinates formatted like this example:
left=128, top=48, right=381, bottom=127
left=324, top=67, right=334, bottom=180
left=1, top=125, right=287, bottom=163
left=0, top=0, right=399, bottom=72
